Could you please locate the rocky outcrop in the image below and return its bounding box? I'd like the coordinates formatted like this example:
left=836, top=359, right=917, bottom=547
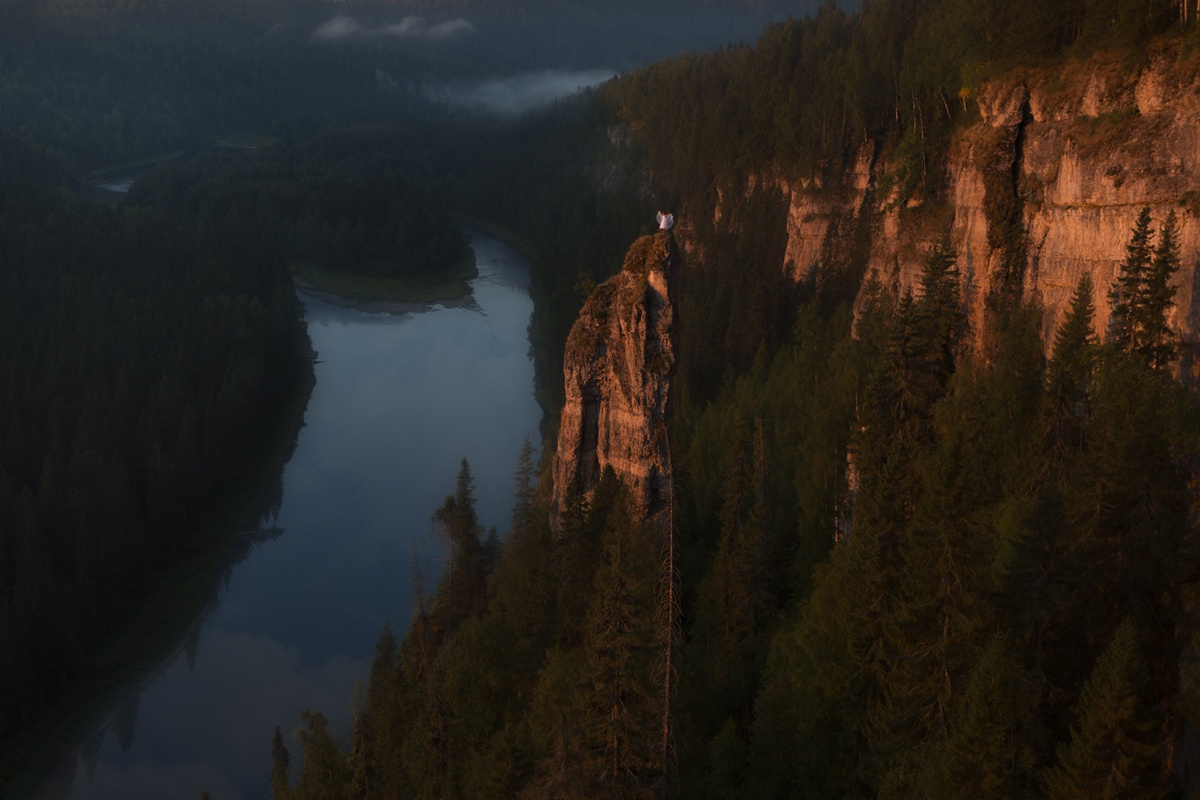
left=761, top=44, right=1200, bottom=378
left=781, top=143, right=878, bottom=282
left=939, top=43, right=1200, bottom=360
left=552, top=232, right=677, bottom=528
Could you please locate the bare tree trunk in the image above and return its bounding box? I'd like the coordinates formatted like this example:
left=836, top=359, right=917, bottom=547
left=658, top=445, right=680, bottom=788
left=915, top=92, right=928, bottom=185
left=893, top=62, right=901, bottom=131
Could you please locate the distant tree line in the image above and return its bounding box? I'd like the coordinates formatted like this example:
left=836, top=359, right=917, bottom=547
left=129, top=126, right=469, bottom=279
left=0, top=1, right=435, bottom=172
left=0, top=134, right=313, bottom=778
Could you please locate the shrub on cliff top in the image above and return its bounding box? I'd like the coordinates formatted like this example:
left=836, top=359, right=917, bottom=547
left=622, top=232, right=671, bottom=276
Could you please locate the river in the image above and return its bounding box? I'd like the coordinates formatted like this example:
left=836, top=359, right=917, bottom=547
left=32, top=231, right=542, bottom=800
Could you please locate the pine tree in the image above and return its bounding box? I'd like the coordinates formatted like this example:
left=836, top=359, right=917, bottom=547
left=294, top=711, right=350, bottom=800
left=1044, top=273, right=1097, bottom=464
left=432, top=458, right=485, bottom=631
left=1107, top=206, right=1154, bottom=353
left=271, top=726, right=292, bottom=800
left=347, top=685, right=369, bottom=800
left=1043, top=618, right=1167, bottom=800
left=1141, top=209, right=1180, bottom=370
left=582, top=477, right=662, bottom=797
left=937, top=636, right=1039, bottom=799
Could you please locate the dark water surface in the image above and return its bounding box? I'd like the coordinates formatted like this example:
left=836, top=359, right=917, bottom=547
left=34, top=231, right=541, bottom=800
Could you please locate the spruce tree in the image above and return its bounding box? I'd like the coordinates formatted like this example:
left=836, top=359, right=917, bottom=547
left=1043, top=618, right=1167, bottom=800
left=937, top=636, right=1039, bottom=799
left=1107, top=206, right=1154, bottom=354
left=294, top=711, right=350, bottom=800
left=884, top=290, right=925, bottom=446
left=1141, top=209, right=1180, bottom=370
left=1045, top=273, right=1097, bottom=463
left=347, top=685, right=369, bottom=800
left=581, top=476, right=662, bottom=796
left=511, top=437, right=537, bottom=535
left=553, top=472, right=590, bottom=647
left=711, top=427, right=769, bottom=718
left=271, top=726, right=291, bottom=800
left=432, top=458, right=485, bottom=631
left=1051, top=274, right=1098, bottom=384
left=364, top=623, right=404, bottom=795
left=913, top=236, right=965, bottom=395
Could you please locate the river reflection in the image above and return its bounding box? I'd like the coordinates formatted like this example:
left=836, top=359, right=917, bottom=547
left=35, top=231, right=542, bottom=800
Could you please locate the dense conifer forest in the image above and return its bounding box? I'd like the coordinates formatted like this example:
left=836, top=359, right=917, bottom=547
left=0, top=130, right=314, bottom=775
left=130, top=127, right=469, bottom=280
left=266, top=1, right=1200, bottom=798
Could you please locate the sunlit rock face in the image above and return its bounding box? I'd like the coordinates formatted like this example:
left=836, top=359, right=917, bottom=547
left=552, top=231, right=677, bottom=528
left=778, top=142, right=877, bottom=284
left=936, top=43, right=1200, bottom=361
left=740, top=43, right=1200, bottom=378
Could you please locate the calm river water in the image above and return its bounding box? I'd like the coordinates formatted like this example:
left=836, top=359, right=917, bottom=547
left=33, top=231, right=542, bottom=800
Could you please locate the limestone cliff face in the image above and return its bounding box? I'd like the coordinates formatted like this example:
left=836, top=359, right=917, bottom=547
left=762, top=44, right=1200, bottom=376
left=944, top=44, right=1200, bottom=359
left=552, top=232, right=677, bottom=527
left=780, top=143, right=878, bottom=282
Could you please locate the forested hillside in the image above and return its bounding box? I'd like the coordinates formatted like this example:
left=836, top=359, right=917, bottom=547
left=0, top=2, right=431, bottom=172
left=130, top=127, right=469, bottom=281
left=272, top=1, right=1200, bottom=798
left=0, top=131, right=314, bottom=783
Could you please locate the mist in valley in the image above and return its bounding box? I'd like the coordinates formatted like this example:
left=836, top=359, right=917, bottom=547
left=0, top=0, right=841, bottom=167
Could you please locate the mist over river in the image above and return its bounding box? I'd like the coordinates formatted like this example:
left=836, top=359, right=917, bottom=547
left=32, top=231, right=542, bottom=800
